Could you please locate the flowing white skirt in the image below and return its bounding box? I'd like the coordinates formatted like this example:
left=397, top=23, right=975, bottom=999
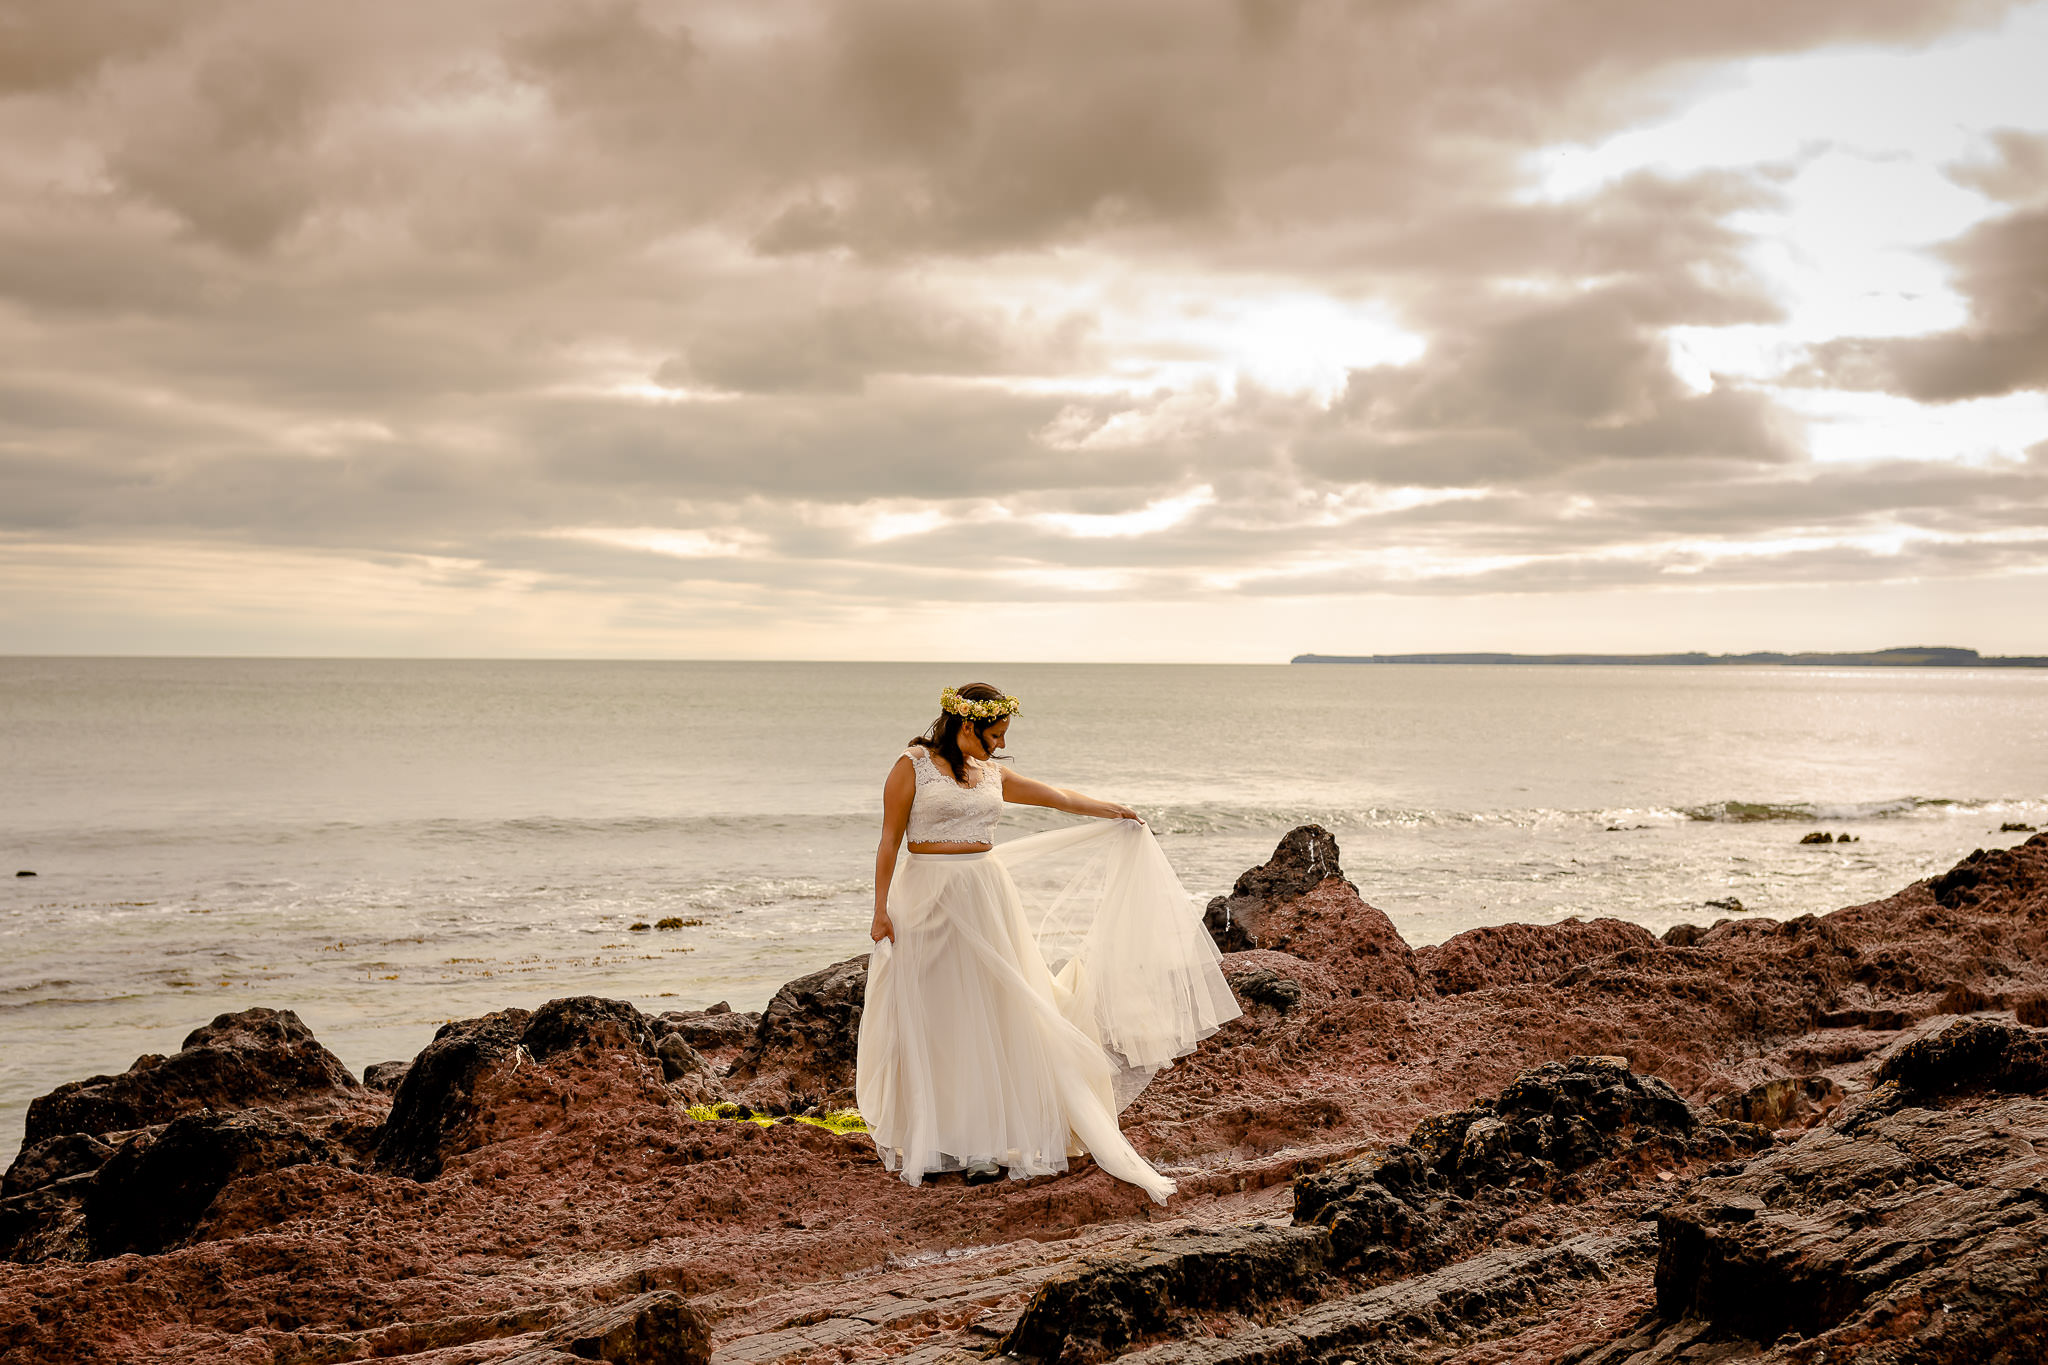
left=855, top=819, right=1241, bottom=1203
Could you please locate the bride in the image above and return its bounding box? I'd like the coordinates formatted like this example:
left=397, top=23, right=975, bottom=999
left=855, top=682, right=1240, bottom=1202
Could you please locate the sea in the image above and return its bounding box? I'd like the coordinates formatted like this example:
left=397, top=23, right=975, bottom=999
left=5, top=657, right=2047, bottom=1161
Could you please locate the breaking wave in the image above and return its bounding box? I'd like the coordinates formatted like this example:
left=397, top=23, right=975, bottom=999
left=1677, top=797, right=2033, bottom=824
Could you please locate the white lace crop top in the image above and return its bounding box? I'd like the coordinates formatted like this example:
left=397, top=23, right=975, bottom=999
left=902, top=746, right=1005, bottom=845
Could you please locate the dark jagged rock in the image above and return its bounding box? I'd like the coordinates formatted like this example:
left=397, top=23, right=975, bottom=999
left=653, top=1032, right=724, bottom=1106
left=726, top=956, right=868, bottom=1113
left=656, top=1002, right=762, bottom=1055
left=1002, top=1224, right=1332, bottom=1361
left=1413, top=919, right=1658, bottom=996
left=372, top=1008, right=532, bottom=1180
left=655, top=1034, right=709, bottom=1081
left=22, top=1007, right=358, bottom=1147
left=522, top=996, right=661, bottom=1064
left=1104, top=1232, right=1646, bottom=1365
left=534, top=1289, right=711, bottom=1365
left=1295, top=1057, right=1758, bottom=1275
left=0, top=1174, right=94, bottom=1264
left=1929, top=832, right=2047, bottom=910
left=1224, top=963, right=1305, bottom=1014
left=1215, top=950, right=1336, bottom=1024
left=362, top=1060, right=411, bottom=1093
left=85, top=1108, right=331, bottom=1258
left=2, top=1133, right=114, bottom=1198
left=1203, top=824, right=1352, bottom=953
left=1871, top=1016, right=2048, bottom=1099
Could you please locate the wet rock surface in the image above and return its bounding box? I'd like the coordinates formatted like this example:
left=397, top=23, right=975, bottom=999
left=4, top=829, right=2048, bottom=1365
left=1, top=1133, right=114, bottom=1198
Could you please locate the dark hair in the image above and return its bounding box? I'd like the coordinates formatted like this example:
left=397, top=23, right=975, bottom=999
left=910, top=681, right=1009, bottom=784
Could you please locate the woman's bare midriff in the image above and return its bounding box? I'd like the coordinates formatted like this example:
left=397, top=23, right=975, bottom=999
left=907, top=841, right=993, bottom=854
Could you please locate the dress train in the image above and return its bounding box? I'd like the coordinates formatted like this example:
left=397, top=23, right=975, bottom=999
left=855, top=820, right=1240, bottom=1202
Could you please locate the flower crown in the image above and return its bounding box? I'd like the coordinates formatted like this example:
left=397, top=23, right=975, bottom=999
left=940, top=686, right=1020, bottom=721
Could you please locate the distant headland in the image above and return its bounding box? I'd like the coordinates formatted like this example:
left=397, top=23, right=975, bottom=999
left=1291, top=646, right=2048, bottom=667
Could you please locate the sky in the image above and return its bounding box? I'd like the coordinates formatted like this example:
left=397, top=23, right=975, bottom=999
left=1, top=0, right=2045, bottom=662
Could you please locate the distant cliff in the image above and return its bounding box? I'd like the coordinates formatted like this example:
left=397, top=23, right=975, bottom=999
left=1293, top=646, right=2048, bottom=667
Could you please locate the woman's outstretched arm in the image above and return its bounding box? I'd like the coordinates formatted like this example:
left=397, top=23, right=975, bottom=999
left=872, top=756, right=915, bottom=942
left=998, top=767, right=1142, bottom=822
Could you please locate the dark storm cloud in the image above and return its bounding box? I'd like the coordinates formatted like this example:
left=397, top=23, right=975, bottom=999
left=0, top=0, right=2041, bottom=633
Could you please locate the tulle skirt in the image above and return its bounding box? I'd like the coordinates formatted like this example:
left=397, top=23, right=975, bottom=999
left=855, top=820, right=1240, bottom=1204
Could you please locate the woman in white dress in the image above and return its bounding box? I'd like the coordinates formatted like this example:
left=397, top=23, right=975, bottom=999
left=855, top=682, right=1240, bottom=1203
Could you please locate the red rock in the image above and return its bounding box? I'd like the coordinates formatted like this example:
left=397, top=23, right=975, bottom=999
left=1203, top=828, right=1420, bottom=1000
left=375, top=998, right=678, bottom=1181
left=1413, top=918, right=1659, bottom=995
left=1204, top=824, right=1353, bottom=952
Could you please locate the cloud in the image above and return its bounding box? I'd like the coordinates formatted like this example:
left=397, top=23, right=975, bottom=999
left=658, top=289, right=1071, bottom=394
left=0, top=0, right=195, bottom=95
left=1801, top=201, right=2048, bottom=402
left=0, top=0, right=2044, bottom=656
left=1950, top=128, right=2048, bottom=203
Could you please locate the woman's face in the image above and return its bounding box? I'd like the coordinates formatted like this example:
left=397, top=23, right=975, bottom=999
left=963, top=717, right=1010, bottom=759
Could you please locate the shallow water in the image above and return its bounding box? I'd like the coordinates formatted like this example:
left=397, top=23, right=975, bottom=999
left=4, top=657, right=2045, bottom=1160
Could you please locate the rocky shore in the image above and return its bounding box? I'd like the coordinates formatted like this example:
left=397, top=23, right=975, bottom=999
left=5, top=828, right=2047, bottom=1365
